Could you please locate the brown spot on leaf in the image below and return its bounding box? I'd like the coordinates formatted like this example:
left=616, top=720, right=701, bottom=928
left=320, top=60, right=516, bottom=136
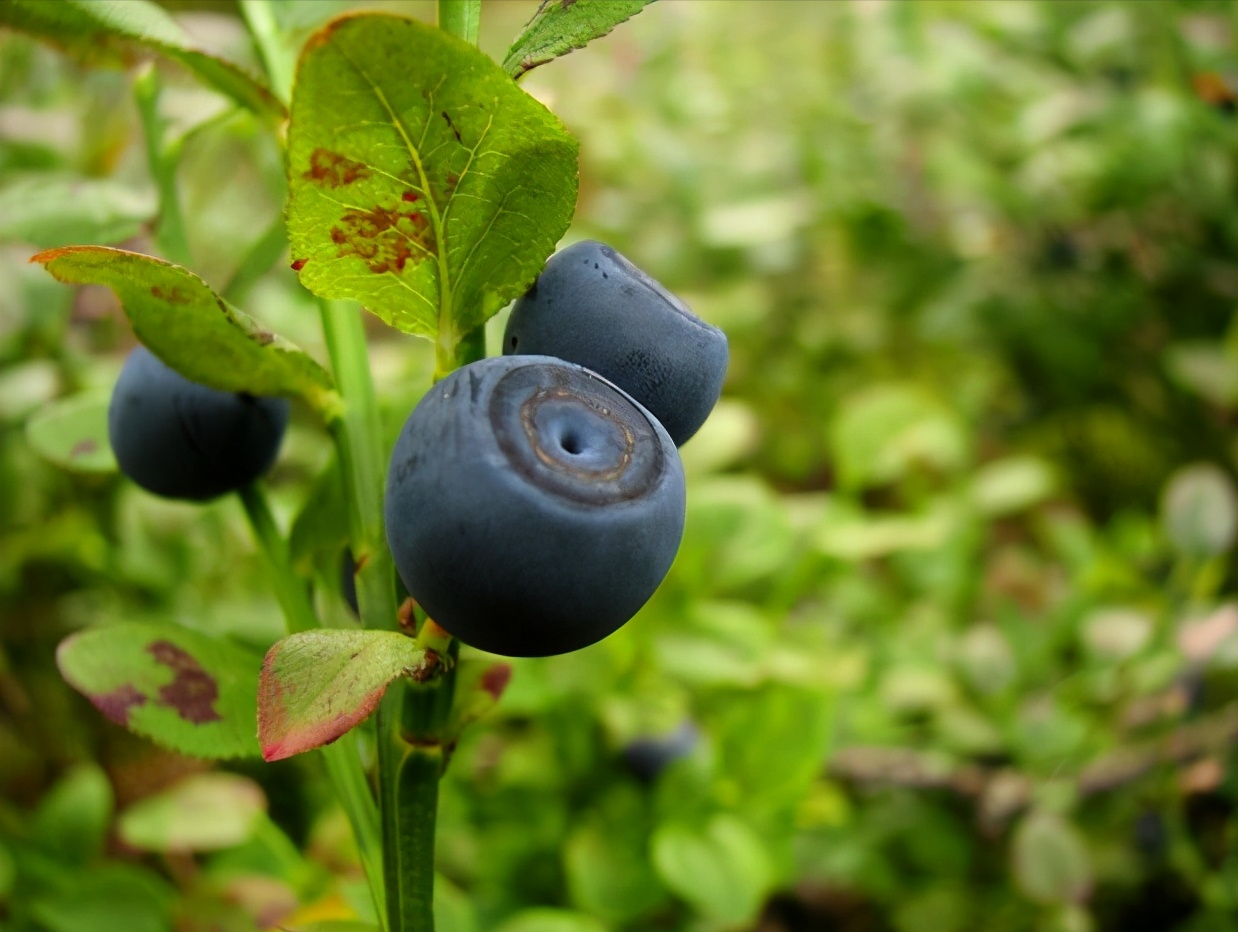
left=302, top=148, right=372, bottom=188
left=251, top=329, right=275, bottom=346
left=331, top=203, right=435, bottom=275
left=481, top=663, right=513, bottom=701
left=290, top=258, right=307, bottom=272
left=441, top=110, right=462, bottom=144
left=70, top=439, right=98, bottom=459
left=402, top=191, right=420, bottom=203
left=91, top=683, right=147, bottom=726
left=151, top=284, right=192, bottom=304
left=148, top=640, right=222, bottom=725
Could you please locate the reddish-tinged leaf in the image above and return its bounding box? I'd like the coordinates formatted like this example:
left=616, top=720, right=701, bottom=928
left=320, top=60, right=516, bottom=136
left=259, top=630, right=426, bottom=761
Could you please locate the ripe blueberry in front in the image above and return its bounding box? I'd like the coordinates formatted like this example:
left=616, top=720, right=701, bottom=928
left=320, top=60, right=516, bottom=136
left=384, top=355, right=686, bottom=657
left=503, top=240, right=728, bottom=446
left=108, top=345, right=290, bottom=501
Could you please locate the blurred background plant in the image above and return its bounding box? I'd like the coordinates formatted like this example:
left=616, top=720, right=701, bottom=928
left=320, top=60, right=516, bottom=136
left=4, top=1, right=1238, bottom=930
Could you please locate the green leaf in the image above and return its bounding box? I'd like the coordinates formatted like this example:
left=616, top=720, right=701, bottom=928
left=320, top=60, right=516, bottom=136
left=651, top=814, right=774, bottom=923
left=0, top=0, right=285, bottom=121
left=56, top=622, right=262, bottom=759
left=0, top=839, right=14, bottom=901
left=25, top=389, right=117, bottom=474
left=442, top=659, right=512, bottom=739
left=289, top=455, right=350, bottom=578
left=1161, top=463, right=1238, bottom=558
left=32, top=246, right=338, bottom=416
left=0, top=174, right=155, bottom=248
left=1011, top=810, right=1092, bottom=905
left=286, top=14, right=577, bottom=348
left=32, top=764, right=114, bottom=866
left=258, top=629, right=427, bottom=761
left=118, top=773, right=265, bottom=853
left=713, top=685, right=834, bottom=806
left=493, top=911, right=607, bottom=932
left=502, top=0, right=655, bottom=80
left=28, top=864, right=175, bottom=932
left=283, top=924, right=380, bottom=932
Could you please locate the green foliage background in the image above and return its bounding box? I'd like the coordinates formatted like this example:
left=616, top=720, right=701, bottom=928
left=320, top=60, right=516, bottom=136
left=4, top=1, right=1238, bottom=931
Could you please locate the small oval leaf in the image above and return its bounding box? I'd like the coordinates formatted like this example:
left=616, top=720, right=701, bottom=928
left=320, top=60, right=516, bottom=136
left=32, top=246, right=338, bottom=416
left=25, top=389, right=117, bottom=473
left=259, top=629, right=427, bottom=761
left=651, top=815, right=774, bottom=922
left=1162, top=463, right=1238, bottom=558
left=1011, top=810, right=1092, bottom=905
left=118, top=773, right=266, bottom=853
left=57, top=622, right=262, bottom=759
left=286, top=13, right=578, bottom=342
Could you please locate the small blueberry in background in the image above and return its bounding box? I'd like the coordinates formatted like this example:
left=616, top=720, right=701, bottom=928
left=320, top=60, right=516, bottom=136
left=623, top=720, right=700, bottom=782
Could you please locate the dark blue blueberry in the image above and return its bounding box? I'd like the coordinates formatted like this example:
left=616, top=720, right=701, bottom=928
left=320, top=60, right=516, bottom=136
left=384, top=356, right=686, bottom=657
left=108, top=346, right=290, bottom=501
left=623, top=721, right=699, bottom=782
left=503, top=241, right=728, bottom=446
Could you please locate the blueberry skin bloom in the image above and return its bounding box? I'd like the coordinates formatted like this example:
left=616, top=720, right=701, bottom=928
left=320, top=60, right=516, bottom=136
left=385, top=355, right=686, bottom=658
left=503, top=240, right=728, bottom=446
left=108, top=346, right=290, bottom=501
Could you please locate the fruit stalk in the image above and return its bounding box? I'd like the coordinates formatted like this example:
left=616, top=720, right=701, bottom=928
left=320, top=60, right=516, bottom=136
left=236, top=481, right=387, bottom=924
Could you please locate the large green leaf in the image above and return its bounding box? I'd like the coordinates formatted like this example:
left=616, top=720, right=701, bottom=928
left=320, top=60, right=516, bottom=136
left=0, top=0, right=285, bottom=120
left=286, top=14, right=577, bottom=345
left=57, top=622, right=262, bottom=759
left=258, top=629, right=427, bottom=761
left=502, top=0, right=655, bottom=80
left=32, top=247, right=338, bottom=416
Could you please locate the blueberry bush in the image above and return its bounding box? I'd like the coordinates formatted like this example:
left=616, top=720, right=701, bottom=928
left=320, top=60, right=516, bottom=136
left=4, top=2, right=1238, bottom=932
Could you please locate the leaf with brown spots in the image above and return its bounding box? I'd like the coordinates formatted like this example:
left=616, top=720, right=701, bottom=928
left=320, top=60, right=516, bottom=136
left=32, top=247, right=339, bottom=419
left=286, top=13, right=577, bottom=351
left=502, top=0, right=655, bottom=80
left=57, top=623, right=262, bottom=759
left=259, top=629, right=428, bottom=761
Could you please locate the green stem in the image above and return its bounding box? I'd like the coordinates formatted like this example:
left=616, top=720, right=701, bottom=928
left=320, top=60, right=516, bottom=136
left=239, top=0, right=297, bottom=103
left=382, top=747, right=443, bottom=931
left=133, top=66, right=191, bottom=267
left=236, top=482, right=387, bottom=926
left=237, top=483, right=315, bottom=634
left=320, top=740, right=386, bottom=918
left=319, top=299, right=397, bottom=631
left=438, top=0, right=481, bottom=46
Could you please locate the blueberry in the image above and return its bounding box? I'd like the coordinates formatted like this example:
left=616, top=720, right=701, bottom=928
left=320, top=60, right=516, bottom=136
left=384, top=355, right=686, bottom=657
left=108, top=346, right=290, bottom=501
left=503, top=241, right=728, bottom=446
left=623, top=721, right=699, bottom=782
